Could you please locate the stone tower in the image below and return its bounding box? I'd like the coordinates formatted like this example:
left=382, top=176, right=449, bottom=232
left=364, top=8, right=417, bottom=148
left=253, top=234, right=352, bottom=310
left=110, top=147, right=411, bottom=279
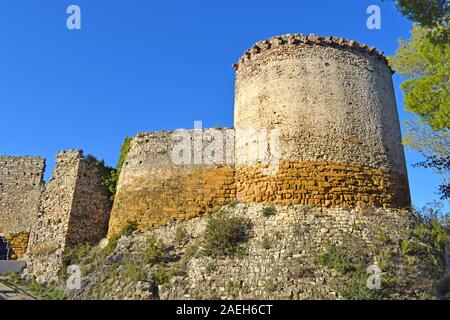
left=233, top=34, right=410, bottom=209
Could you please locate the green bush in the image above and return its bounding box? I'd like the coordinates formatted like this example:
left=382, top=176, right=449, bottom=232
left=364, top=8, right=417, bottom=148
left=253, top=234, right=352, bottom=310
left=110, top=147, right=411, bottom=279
left=175, top=227, right=188, bottom=245
left=262, top=205, right=277, bottom=217
left=143, top=236, right=167, bottom=265
left=84, top=155, right=116, bottom=200
left=103, top=137, right=133, bottom=200
left=152, top=265, right=172, bottom=285
left=123, top=258, right=145, bottom=282
left=202, top=214, right=252, bottom=257
left=261, top=236, right=273, bottom=250
left=317, top=237, right=388, bottom=300
left=58, top=243, right=92, bottom=280
left=318, top=244, right=364, bottom=275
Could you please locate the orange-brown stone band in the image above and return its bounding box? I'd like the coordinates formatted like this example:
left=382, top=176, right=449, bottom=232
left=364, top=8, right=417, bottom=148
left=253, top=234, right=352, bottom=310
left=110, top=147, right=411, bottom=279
left=5, top=232, right=30, bottom=260
left=235, top=161, right=410, bottom=209
left=109, top=161, right=410, bottom=234
left=108, top=166, right=235, bottom=236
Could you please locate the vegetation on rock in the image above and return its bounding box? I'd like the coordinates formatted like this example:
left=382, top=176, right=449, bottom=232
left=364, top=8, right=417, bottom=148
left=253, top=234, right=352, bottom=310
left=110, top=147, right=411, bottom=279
left=201, top=213, right=252, bottom=257
left=102, top=136, right=133, bottom=200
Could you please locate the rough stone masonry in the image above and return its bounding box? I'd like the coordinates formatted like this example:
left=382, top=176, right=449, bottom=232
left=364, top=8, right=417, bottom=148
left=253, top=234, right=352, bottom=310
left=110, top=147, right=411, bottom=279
left=108, top=33, right=411, bottom=234
left=0, top=151, right=112, bottom=283
left=0, top=156, right=45, bottom=259
left=0, top=33, right=413, bottom=286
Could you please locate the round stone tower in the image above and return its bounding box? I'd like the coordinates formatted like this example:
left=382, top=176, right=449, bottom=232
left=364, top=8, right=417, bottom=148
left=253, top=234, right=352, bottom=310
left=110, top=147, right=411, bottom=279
left=233, top=34, right=410, bottom=209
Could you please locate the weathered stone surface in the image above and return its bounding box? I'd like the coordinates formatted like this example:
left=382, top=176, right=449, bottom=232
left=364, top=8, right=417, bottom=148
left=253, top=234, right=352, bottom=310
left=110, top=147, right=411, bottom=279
left=234, top=34, right=407, bottom=175
left=25, top=150, right=112, bottom=283
left=0, top=156, right=45, bottom=259
left=156, top=204, right=416, bottom=300
left=235, top=160, right=410, bottom=208
left=108, top=130, right=236, bottom=236
left=69, top=203, right=434, bottom=300
left=108, top=34, right=411, bottom=235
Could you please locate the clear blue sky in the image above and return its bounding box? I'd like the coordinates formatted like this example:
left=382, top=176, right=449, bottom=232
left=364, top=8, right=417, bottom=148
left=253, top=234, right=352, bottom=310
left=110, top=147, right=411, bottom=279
left=0, top=0, right=447, bottom=210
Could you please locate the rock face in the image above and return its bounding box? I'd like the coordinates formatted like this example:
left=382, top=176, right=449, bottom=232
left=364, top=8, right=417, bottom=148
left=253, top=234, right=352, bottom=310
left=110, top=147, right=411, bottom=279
left=25, top=151, right=112, bottom=283
left=69, top=203, right=441, bottom=300
left=0, top=156, right=45, bottom=259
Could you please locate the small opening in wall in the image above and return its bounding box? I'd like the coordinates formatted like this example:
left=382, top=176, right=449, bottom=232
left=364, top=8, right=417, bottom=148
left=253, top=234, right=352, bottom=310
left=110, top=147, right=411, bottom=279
left=0, top=236, right=10, bottom=260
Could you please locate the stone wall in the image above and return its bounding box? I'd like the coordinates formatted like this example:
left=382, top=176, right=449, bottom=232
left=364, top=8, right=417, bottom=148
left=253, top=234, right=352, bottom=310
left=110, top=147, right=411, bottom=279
left=235, top=160, right=410, bottom=208
left=5, top=232, right=30, bottom=260
left=0, top=156, right=45, bottom=259
left=108, top=130, right=235, bottom=235
left=66, top=157, right=113, bottom=247
left=70, top=203, right=433, bottom=300
left=157, top=204, right=418, bottom=300
left=26, top=150, right=112, bottom=282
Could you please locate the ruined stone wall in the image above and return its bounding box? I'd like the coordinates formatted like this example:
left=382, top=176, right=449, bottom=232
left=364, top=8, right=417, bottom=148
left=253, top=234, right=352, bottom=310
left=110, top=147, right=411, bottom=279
left=108, top=130, right=236, bottom=236
left=0, top=156, right=45, bottom=259
left=233, top=34, right=410, bottom=209
left=66, top=158, right=112, bottom=247
left=26, top=150, right=112, bottom=282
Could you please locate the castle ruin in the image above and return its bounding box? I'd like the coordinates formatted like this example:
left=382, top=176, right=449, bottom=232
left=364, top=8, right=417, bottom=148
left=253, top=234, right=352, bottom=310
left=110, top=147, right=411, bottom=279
left=108, top=34, right=410, bottom=234
left=0, top=34, right=411, bottom=284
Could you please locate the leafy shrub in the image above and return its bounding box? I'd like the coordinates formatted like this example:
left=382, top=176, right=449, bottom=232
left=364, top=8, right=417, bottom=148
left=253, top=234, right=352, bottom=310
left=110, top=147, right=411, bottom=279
left=262, top=205, right=277, bottom=217
left=261, top=236, right=273, bottom=250
left=317, top=236, right=388, bottom=300
left=58, top=243, right=92, bottom=280
left=152, top=265, right=172, bottom=285
left=84, top=155, right=116, bottom=200
left=175, top=227, right=188, bottom=245
left=123, top=258, right=145, bottom=282
left=143, top=236, right=167, bottom=265
left=202, top=213, right=252, bottom=257
left=102, top=137, right=133, bottom=200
